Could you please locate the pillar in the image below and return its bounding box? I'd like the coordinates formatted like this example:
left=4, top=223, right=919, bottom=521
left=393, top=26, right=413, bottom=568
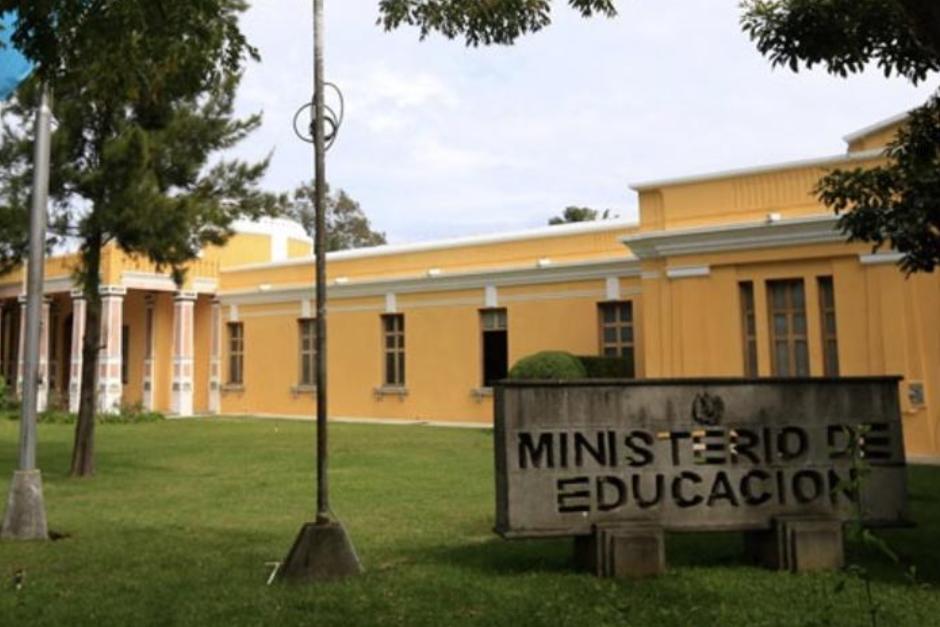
left=97, top=286, right=125, bottom=413
left=142, top=294, right=156, bottom=411
left=16, top=295, right=25, bottom=399
left=208, top=299, right=221, bottom=415
left=16, top=296, right=50, bottom=411
left=37, top=299, right=50, bottom=412
left=68, top=291, right=86, bottom=413
left=171, top=292, right=196, bottom=416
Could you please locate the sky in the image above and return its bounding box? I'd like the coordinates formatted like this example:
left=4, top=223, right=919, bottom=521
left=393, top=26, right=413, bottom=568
left=228, top=0, right=936, bottom=244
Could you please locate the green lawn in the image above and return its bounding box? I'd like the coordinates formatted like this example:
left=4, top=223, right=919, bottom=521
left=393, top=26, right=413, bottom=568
left=0, top=418, right=938, bottom=626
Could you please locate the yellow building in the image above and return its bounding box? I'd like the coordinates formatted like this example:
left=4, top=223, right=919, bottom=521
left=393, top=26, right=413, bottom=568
left=1, top=115, right=937, bottom=458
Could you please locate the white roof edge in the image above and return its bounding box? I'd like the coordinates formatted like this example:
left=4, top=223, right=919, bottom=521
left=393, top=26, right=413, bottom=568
left=629, top=148, right=884, bottom=193
left=621, top=213, right=838, bottom=244
left=222, top=218, right=640, bottom=273
left=842, top=112, right=909, bottom=144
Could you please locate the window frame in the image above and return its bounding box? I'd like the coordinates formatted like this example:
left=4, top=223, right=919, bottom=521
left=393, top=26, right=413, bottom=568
left=381, top=314, right=405, bottom=388
left=817, top=276, right=839, bottom=377
left=227, top=322, right=244, bottom=385
left=597, top=300, right=636, bottom=377
left=298, top=318, right=317, bottom=387
left=480, top=307, right=508, bottom=388
left=739, top=282, right=758, bottom=378
left=766, top=279, right=809, bottom=377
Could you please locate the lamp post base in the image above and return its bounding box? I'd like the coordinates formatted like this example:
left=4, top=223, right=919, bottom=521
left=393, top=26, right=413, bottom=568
left=278, top=519, right=362, bottom=582
left=1, top=469, right=49, bottom=541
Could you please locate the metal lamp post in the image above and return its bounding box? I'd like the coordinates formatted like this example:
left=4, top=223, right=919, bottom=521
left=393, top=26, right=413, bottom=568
left=1, top=84, right=52, bottom=541
left=277, top=0, right=362, bottom=581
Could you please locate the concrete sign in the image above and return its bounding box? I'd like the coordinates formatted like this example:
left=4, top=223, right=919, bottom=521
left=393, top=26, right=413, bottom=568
left=494, top=379, right=909, bottom=576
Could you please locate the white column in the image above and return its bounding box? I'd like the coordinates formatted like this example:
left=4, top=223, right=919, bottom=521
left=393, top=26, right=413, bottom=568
left=36, top=299, right=50, bottom=412
left=208, top=299, right=221, bottom=414
left=141, top=294, right=156, bottom=411
left=97, top=286, right=126, bottom=413
left=16, top=295, right=25, bottom=399
left=68, top=291, right=86, bottom=413
left=171, top=292, right=196, bottom=416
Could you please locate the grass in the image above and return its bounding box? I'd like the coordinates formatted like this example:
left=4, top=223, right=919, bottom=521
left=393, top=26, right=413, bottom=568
left=0, top=418, right=939, bottom=626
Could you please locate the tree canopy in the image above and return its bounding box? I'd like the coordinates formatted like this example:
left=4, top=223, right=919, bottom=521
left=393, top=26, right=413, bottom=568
left=548, top=206, right=615, bottom=225
left=281, top=182, right=386, bottom=252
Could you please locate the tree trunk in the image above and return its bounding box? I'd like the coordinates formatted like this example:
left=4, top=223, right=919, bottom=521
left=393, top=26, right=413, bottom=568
left=69, top=233, right=102, bottom=477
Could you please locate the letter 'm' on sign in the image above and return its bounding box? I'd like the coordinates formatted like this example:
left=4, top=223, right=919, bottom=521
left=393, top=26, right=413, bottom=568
left=518, top=432, right=553, bottom=469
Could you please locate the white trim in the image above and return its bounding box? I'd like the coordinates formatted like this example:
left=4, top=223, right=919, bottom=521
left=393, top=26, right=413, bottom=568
left=385, top=293, right=397, bottom=314
left=859, top=252, right=904, bottom=266
left=218, top=257, right=641, bottom=306
left=192, top=277, right=218, bottom=294
left=623, top=214, right=845, bottom=259
left=222, top=219, right=638, bottom=273
left=605, top=277, right=620, bottom=301
left=641, top=271, right=661, bottom=281
left=484, top=285, right=498, bottom=308
left=843, top=112, right=908, bottom=144
left=121, top=271, right=177, bottom=292
left=630, top=149, right=884, bottom=192
left=229, top=304, right=239, bottom=322
left=666, top=265, right=711, bottom=279
left=301, top=298, right=312, bottom=318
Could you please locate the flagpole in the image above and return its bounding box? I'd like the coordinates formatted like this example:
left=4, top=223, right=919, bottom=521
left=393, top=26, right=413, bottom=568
left=277, top=0, right=361, bottom=581
left=1, top=83, right=51, bottom=541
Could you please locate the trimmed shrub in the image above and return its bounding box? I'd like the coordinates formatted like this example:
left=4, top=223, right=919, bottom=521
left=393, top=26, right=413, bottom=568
left=509, top=351, right=587, bottom=380
left=577, top=355, right=636, bottom=379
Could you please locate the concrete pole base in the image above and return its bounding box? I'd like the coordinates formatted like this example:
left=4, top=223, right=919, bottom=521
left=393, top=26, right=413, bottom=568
left=278, top=520, right=363, bottom=582
left=1, top=470, right=49, bottom=541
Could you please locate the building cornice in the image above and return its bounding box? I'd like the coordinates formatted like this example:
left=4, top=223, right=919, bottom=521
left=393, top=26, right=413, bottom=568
left=222, top=219, right=639, bottom=274
left=630, top=149, right=884, bottom=192
left=218, top=257, right=641, bottom=306
left=843, top=112, right=908, bottom=144
left=622, top=214, right=846, bottom=259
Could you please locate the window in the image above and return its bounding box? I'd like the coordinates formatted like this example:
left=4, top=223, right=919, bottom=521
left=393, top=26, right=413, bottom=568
left=818, top=276, right=839, bottom=376
left=298, top=318, right=317, bottom=387
left=598, top=301, right=635, bottom=377
left=767, top=279, right=809, bottom=377
left=382, top=314, right=405, bottom=387
left=481, top=309, right=508, bottom=387
left=121, top=324, right=129, bottom=385
left=227, top=322, right=244, bottom=385
left=739, top=282, right=758, bottom=377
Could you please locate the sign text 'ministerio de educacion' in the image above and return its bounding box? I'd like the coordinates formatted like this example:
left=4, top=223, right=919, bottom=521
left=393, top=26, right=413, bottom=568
left=494, top=379, right=908, bottom=538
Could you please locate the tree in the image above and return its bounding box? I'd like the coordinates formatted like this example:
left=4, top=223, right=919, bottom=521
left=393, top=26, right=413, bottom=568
left=282, top=182, right=386, bottom=252
left=0, top=1, right=273, bottom=476
left=548, top=206, right=615, bottom=225
left=377, top=1, right=940, bottom=272
left=741, top=1, right=940, bottom=273
left=378, top=0, right=617, bottom=46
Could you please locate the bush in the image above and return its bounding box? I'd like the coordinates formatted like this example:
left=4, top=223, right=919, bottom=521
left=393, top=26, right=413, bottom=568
left=33, top=402, right=166, bottom=425
left=577, top=355, right=636, bottom=379
left=508, top=351, right=587, bottom=380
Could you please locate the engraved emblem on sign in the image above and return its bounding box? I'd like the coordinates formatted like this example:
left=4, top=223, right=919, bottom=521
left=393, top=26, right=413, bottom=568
left=691, top=392, right=725, bottom=427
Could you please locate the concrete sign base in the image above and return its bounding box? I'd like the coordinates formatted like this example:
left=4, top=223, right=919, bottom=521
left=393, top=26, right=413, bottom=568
left=1, top=470, right=49, bottom=541
left=278, top=520, right=363, bottom=582
left=746, top=517, right=844, bottom=573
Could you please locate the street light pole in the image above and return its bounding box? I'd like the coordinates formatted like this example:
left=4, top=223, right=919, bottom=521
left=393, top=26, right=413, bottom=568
left=1, top=83, right=52, bottom=541
left=278, top=0, right=362, bottom=581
